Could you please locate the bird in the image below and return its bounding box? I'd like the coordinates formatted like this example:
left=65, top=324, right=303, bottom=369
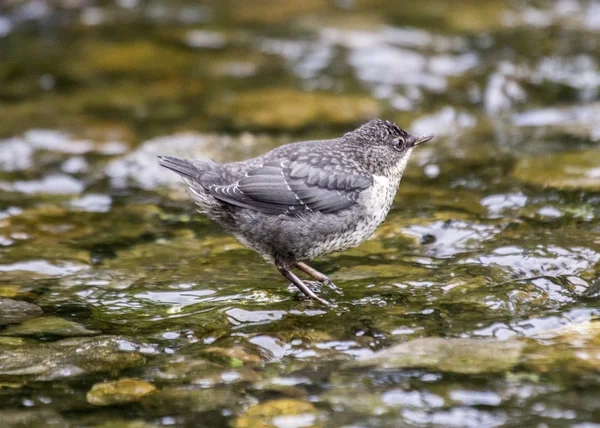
left=158, top=119, right=434, bottom=306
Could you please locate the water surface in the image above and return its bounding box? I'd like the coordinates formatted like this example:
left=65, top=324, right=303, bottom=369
left=1, top=0, right=600, bottom=426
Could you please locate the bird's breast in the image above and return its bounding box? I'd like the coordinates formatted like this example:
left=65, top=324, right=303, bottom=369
left=359, top=174, right=397, bottom=216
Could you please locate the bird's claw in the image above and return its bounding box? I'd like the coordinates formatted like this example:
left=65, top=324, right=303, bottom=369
left=322, top=278, right=343, bottom=295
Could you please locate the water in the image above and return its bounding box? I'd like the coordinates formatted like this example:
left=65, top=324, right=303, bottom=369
left=1, top=0, right=600, bottom=426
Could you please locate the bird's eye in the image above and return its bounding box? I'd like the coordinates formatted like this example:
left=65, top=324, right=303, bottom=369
left=396, top=137, right=405, bottom=147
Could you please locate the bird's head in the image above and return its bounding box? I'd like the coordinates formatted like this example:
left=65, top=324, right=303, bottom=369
left=348, top=119, right=435, bottom=175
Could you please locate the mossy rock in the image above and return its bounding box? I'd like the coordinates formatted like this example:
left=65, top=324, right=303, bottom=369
left=87, top=378, right=157, bottom=406
left=512, top=150, right=600, bottom=191
left=233, top=398, right=319, bottom=428
left=347, top=337, right=524, bottom=374
left=208, top=88, right=380, bottom=131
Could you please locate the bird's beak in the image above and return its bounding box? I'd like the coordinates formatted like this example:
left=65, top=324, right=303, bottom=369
left=413, top=134, right=435, bottom=146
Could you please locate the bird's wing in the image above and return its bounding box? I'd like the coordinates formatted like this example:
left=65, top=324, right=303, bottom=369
left=207, top=158, right=372, bottom=215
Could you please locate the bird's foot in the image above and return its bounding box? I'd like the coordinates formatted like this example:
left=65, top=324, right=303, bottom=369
left=287, top=282, right=333, bottom=306
left=287, top=280, right=342, bottom=301
left=321, top=278, right=343, bottom=295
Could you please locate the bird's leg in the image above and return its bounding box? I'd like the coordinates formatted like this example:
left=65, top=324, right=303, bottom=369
left=277, top=264, right=331, bottom=306
left=295, top=262, right=342, bottom=295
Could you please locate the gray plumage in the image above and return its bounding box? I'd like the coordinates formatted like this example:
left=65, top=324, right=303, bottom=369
left=158, top=119, right=434, bottom=305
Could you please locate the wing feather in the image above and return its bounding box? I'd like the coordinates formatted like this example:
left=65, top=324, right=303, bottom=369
left=207, top=156, right=371, bottom=215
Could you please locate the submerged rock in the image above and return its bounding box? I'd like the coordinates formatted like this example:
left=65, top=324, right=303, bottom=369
left=0, top=298, right=43, bottom=326
left=348, top=337, right=524, bottom=374
left=87, top=378, right=157, bottom=406
left=0, top=335, right=146, bottom=381
left=512, top=150, right=600, bottom=191
left=202, top=345, right=263, bottom=366
left=525, top=320, right=600, bottom=375
left=141, top=387, right=236, bottom=413
left=0, top=410, right=67, bottom=427
left=0, top=316, right=99, bottom=337
left=233, top=398, right=318, bottom=428
left=207, top=88, right=380, bottom=130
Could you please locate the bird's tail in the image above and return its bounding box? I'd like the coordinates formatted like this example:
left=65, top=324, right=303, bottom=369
left=157, top=156, right=205, bottom=181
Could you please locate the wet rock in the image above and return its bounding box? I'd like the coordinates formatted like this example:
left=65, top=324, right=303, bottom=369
left=141, top=387, right=236, bottom=413
left=233, top=398, right=318, bottom=428
left=142, top=354, right=219, bottom=383
left=512, top=150, right=600, bottom=190
left=348, top=337, right=524, bottom=374
left=203, top=345, right=263, bottom=366
left=0, top=410, right=68, bottom=427
left=0, top=335, right=146, bottom=381
left=71, top=40, right=191, bottom=77
left=95, top=420, right=160, bottom=428
left=207, top=88, right=380, bottom=130
left=0, top=298, right=43, bottom=326
left=87, top=378, right=157, bottom=406
left=524, top=320, right=600, bottom=375
left=0, top=316, right=99, bottom=337
left=230, top=0, right=329, bottom=24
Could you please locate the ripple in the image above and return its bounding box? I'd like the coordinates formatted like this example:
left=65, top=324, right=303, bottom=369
left=464, top=245, right=599, bottom=277
left=404, top=220, right=499, bottom=258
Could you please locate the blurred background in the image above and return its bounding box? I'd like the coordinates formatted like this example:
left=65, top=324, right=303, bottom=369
left=1, top=0, right=600, bottom=427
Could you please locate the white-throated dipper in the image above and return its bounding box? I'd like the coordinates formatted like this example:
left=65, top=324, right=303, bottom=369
left=158, top=119, right=434, bottom=305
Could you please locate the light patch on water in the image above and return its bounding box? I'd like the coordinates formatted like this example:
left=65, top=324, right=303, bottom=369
left=61, top=157, right=89, bottom=174
left=404, top=220, right=499, bottom=258
left=134, top=289, right=216, bottom=306
left=382, top=389, right=445, bottom=408
left=411, top=107, right=476, bottom=137
left=0, top=206, right=23, bottom=220
left=537, top=206, right=562, bottom=218
left=504, top=0, right=600, bottom=32
left=106, top=132, right=266, bottom=190
left=449, top=390, right=502, bottom=406
left=474, top=308, right=600, bottom=339
left=24, top=130, right=93, bottom=154
left=269, top=376, right=312, bottom=386
left=262, top=27, right=476, bottom=103
left=513, top=103, right=600, bottom=138
left=0, top=15, right=12, bottom=37
left=391, top=327, right=416, bottom=336
left=0, top=260, right=87, bottom=276
left=403, top=407, right=507, bottom=427
left=249, top=335, right=287, bottom=359
left=71, top=194, right=112, bottom=212
left=185, top=30, right=227, bottom=49
left=226, top=308, right=286, bottom=324
left=464, top=245, right=600, bottom=277
left=481, top=193, right=528, bottom=217
left=484, top=72, right=526, bottom=114
left=0, top=138, right=34, bottom=171
left=5, top=174, right=84, bottom=195
left=271, top=413, right=316, bottom=428
left=81, top=7, right=105, bottom=26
